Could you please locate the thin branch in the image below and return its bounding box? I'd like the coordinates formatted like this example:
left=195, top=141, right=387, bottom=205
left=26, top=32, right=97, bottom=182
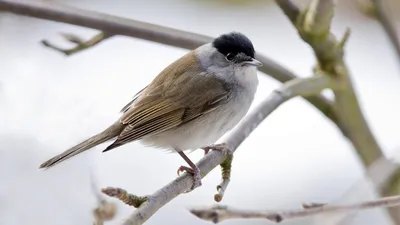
left=0, top=0, right=210, bottom=49
left=118, top=75, right=335, bottom=225
left=274, top=0, right=300, bottom=23
left=0, top=0, right=346, bottom=139
left=102, top=187, right=148, bottom=208
left=302, top=202, right=326, bottom=209
left=41, top=32, right=112, bottom=56
left=214, top=154, right=233, bottom=202
left=189, top=195, right=400, bottom=223
left=371, top=0, right=400, bottom=65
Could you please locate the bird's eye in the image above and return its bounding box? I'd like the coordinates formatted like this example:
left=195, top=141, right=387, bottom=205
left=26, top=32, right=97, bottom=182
left=226, top=53, right=235, bottom=61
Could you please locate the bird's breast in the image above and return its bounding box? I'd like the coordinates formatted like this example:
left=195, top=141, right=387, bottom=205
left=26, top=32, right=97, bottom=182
left=140, top=69, right=258, bottom=151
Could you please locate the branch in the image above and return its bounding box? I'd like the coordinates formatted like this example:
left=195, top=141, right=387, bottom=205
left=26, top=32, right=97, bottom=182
left=371, top=0, right=400, bottom=67
left=189, top=195, right=400, bottom=223
left=275, top=0, right=399, bottom=223
left=41, top=32, right=112, bottom=56
left=0, top=0, right=347, bottom=140
left=115, top=75, right=334, bottom=225
left=274, top=0, right=300, bottom=23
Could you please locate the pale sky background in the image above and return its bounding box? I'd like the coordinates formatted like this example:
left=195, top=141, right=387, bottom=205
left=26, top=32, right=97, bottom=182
left=1, top=0, right=400, bottom=225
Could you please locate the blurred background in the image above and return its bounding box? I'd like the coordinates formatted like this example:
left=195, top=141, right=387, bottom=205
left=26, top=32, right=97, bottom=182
left=1, top=0, right=400, bottom=224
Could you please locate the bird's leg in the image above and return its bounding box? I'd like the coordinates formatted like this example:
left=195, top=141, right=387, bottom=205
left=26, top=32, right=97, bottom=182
left=176, top=150, right=202, bottom=191
left=202, top=143, right=232, bottom=156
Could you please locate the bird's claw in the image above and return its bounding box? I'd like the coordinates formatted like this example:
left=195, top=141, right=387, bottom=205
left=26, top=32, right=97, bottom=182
left=202, top=143, right=232, bottom=156
left=177, top=165, right=202, bottom=191
left=177, top=166, right=192, bottom=176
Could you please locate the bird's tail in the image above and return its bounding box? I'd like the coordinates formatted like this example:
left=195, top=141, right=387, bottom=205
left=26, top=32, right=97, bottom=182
left=39, top=122, right=124, bottom=169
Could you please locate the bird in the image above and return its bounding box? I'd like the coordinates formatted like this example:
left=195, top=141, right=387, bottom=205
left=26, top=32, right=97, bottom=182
left=39, top=31, right=262, bottom=190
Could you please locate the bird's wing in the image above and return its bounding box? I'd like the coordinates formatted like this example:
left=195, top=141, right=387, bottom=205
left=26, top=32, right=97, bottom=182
left=119, top=85, right=147, bottom=113
left=103, top=52, right=230, bottom=152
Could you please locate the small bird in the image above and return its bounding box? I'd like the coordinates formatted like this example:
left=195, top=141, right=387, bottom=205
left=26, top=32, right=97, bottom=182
left=39, top=32, right=261, bottom=190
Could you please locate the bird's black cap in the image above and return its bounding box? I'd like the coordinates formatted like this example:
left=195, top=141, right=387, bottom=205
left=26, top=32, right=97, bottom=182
left=212, top=32, right=255, bottom=59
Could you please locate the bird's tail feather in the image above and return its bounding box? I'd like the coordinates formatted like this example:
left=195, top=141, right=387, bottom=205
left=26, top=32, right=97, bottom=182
left=39, top=122, right=124, bottom=169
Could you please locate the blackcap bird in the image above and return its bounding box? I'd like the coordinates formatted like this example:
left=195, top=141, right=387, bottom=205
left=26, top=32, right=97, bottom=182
left=39, top=32, right=262, bottom=190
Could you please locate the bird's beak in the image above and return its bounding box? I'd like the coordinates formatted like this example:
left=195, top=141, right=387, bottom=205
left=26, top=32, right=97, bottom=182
left=244, top=58, right=263, bottom=67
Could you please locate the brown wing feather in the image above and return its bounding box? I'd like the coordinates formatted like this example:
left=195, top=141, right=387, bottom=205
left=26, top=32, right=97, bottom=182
left=103, top=52, right=229, bottom=152
left=120, top=85, right=148, bottom=113
left=104, top=109, right=185, bottom=151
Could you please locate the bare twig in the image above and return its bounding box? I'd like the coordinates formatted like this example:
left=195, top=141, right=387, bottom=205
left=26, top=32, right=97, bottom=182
left=102, top=187, right=148, bottom=208
left=107, top=75, right=334, bottom=225
left=371, top=0, right=400, bottom=64
left=189, top=195, right=400, bottom=223
left=41, top=32, right=112, bottom=56
left=274, top=0, right=300, bottom=23
left=214, top=154, right=233, bottom=202
left=0, top=0, right=346, bottom=138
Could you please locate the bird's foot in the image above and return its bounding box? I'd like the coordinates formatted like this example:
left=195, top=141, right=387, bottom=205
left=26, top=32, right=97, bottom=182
left=177, top=165, right=202, bottom=191
left=202, top=143, right=232, bottom=156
